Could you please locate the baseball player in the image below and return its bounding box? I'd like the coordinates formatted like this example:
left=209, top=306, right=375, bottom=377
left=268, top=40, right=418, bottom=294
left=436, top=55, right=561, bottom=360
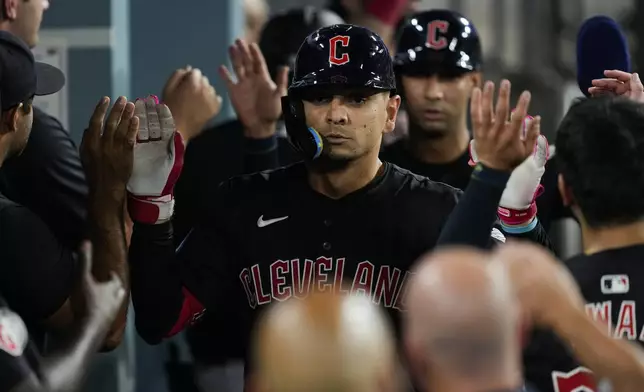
left=0, top=243, right=125, bottom=392
left=251, top=288, right=401, bottom=392
left=523, top=74, right=644, bottom=392
left=126, top=24, right=542, bottom=378
left=384, top=9, right=567, bottom=233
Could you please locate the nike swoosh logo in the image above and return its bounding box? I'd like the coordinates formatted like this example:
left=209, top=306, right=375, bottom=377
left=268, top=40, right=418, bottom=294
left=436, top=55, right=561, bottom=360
left=257, top=215, right=289, bottom=228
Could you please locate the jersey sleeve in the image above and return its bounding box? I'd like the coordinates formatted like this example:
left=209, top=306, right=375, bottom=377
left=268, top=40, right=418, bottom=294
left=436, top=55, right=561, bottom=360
left=0, top=305, right=41, bottom=392
left=437, top=171, right=506, bottom=249
left=244, top=135, right=281, bottom=173
left=129, top=181, right=240, bottom=345
left=0, top=204, right=76, bottom=323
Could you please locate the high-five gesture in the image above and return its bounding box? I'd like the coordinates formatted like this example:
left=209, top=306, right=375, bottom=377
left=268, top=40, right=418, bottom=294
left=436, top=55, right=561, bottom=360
left=80, top=96, right=139, bottom=198
left=127, top=96, right=184, bottom=225
left=219, top=38, right=289, bottom=138
left=470, top=80, right=541, bottom=172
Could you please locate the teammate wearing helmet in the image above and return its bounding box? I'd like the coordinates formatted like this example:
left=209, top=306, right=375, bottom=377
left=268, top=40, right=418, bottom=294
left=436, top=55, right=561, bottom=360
left=385, top=9, right=568, bottom=232
left=126, top=24, right=542, bottom=383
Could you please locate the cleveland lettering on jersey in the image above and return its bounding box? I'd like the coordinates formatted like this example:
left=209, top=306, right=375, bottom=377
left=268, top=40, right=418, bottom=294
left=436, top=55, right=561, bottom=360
left=239, top=257, right=413, bottom=310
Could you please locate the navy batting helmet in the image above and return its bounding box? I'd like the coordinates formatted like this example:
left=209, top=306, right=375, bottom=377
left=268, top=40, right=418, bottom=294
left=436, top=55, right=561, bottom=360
left=394, top=9, right=482, bottom=77
left=282, top=24, right=396, bottom=160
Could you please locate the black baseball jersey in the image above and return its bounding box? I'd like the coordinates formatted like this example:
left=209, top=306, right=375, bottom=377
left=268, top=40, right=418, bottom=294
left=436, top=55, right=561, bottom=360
left=381, top=140, right=570, bottom=232
left=0, top=294, right=42, bottom=391
left=0, top=192, right=76, bottom=349
left=130, top=161, right=550, bottom=374
left=523, top=244, right=644, bottom=392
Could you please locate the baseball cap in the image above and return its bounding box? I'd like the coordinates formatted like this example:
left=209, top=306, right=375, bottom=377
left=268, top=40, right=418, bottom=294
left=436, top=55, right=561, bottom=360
left=0, top=30, right=65, bottom=111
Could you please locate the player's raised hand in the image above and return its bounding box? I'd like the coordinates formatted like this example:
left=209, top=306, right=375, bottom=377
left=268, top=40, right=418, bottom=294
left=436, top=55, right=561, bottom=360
left=126, top=95, right=185, bottom=224
left=162, top=66, right=223, bottom=144
left=80, top=96, right=139, bottom=199
left=219, top=38, right=289, bottom=138
left=589, top=70, right=644, bottom=102
left=491, top=241, right=585, bottom=329
left=470, top=80, right=541, bottom=172
left=470, top=112, right=548, bottom=225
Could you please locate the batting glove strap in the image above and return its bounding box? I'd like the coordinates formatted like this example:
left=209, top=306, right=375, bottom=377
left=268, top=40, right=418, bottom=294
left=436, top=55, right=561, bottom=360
left=498, top=201, right=538, bottom=226
left=128, top=194, right=175, bottom=225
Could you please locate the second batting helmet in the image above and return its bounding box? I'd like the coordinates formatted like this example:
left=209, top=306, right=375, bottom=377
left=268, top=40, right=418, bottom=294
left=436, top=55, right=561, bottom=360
left=394, top=9, right=482, bottom=77
left=282, top=24, right=396, bottom=160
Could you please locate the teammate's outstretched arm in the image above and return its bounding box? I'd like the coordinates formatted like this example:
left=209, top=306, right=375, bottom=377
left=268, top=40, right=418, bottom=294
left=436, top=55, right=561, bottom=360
left=496, top=242, right=644, bottom=392
left=5, top=242, right=125, bottom=392
left=437, top=80, right=541, bottom=248
left=127, top=97, right=232, bottom=344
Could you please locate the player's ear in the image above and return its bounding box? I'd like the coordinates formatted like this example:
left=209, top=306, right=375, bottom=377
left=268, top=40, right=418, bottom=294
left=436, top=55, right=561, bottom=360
left=557, top=174, right=574, bottom=207
left=1, top=104, right=22, bottom=134
left=384, top=94, right=401, bottom=134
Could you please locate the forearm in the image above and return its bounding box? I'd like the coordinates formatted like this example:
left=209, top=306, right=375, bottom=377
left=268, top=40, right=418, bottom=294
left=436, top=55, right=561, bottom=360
left=87, top=196, right=129, bottom=350
left=38, top=317, right=110, bottom=392
left=554, top=307, right=644, bottom=391
left=502, top=218, right=554, bottom=252
left=244, top=135, right=280, bottom=173
left=437, top=166, right=509, bottom=248
left=129, top=222, right=186, bottom=344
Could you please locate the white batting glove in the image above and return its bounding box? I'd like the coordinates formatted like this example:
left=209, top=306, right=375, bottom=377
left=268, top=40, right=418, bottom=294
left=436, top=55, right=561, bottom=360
left=469, top=115, right=549, bottom=226
left=127, top=95, right=185, bottom=224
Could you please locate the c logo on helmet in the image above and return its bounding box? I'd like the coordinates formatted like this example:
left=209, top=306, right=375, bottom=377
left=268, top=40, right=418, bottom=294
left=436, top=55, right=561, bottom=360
left=426, top=20, right=450, bottom=50
left=329, top=35, right=350, bottom=66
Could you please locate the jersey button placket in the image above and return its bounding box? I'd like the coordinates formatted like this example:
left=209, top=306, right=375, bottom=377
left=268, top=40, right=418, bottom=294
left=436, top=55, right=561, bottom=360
left=323, top=219, right=332, bottom=250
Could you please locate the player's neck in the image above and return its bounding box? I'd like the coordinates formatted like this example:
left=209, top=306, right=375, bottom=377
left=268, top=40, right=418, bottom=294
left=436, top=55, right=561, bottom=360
left=582, top=220, right=644, bottom=255
left=0, top=140, right=9, bottom=168
left=407, top=124, right=470, bottom=164
left=307, top=154, right=383, bottom=199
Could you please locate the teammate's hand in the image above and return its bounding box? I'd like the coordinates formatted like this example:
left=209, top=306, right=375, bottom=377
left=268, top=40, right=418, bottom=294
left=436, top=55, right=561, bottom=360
left=219, top=38, right=289, bottom=139
left=80, top=96, right=139, bottom=201
left=470, top=113, right=548, bottom=225
left=77, top=241, right=126, bottom=327
left=492, top=241, right=585, bottom=329
left=127, top=96, right=185, bottom=224
left=470, top=80, right=541, bottom=172
left=589, top=70, right=644, bottom=102
left=162, top=66, right=223, bottom=144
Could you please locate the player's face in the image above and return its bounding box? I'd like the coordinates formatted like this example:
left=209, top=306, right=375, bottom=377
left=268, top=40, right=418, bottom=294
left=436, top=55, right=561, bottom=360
left=302, top=88, right=400, bottom=161
left=402, top=71, right=480, bottom=137
left=10, top=0, right=49, bottom=48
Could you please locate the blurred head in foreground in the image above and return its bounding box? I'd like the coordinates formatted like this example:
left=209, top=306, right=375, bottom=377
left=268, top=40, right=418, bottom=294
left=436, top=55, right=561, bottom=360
left=251, top=289, right=400, bottom=392
left=404, top=247, right=523, bottom=392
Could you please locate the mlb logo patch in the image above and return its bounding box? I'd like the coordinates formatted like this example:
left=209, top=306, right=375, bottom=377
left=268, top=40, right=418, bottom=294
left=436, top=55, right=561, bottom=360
left=601, top=275, right=629, bottom=295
